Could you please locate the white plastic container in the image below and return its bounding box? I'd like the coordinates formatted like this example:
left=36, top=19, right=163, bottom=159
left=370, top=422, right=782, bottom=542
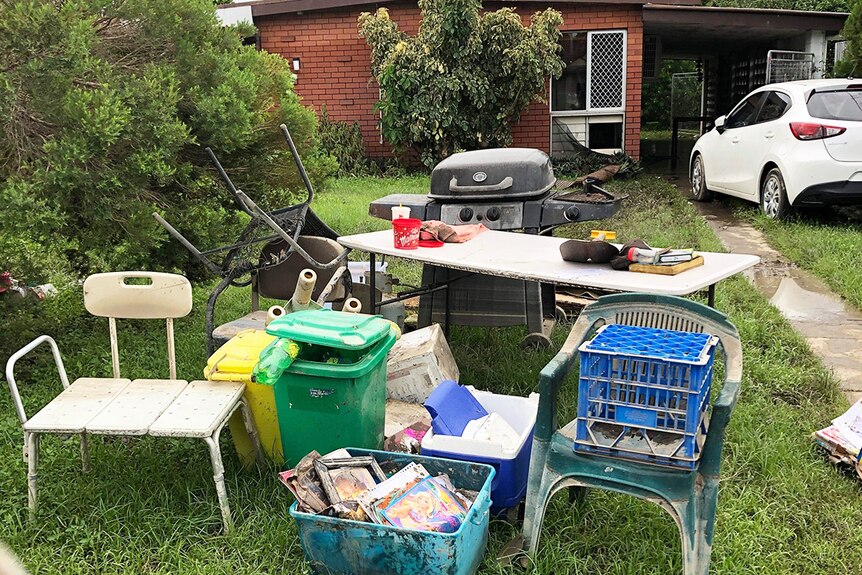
left=391, top=206, right=411, bottom=220
left=421, top=387, right=539, bottom=510
left=347, top=261, right=388, bottom=285
left=386, top=324, right=459, bottom=403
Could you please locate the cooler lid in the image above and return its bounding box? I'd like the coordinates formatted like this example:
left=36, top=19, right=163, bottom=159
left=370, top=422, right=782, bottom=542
left=266, top=309, right=392, bottom=350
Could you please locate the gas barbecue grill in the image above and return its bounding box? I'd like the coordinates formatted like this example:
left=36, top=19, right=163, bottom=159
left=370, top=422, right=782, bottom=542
left=370, top=148, right=621, bottom=232
left=369, top=148, right=625, bottom=345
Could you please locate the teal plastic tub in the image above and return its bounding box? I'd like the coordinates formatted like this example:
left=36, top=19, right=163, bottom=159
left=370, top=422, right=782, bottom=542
left=289, top=448, right=495, bottom=575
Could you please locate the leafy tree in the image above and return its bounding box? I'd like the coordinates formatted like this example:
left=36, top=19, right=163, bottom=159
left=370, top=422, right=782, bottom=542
left=0, top=0, right=336, bottom=285
left=359, top=0, right=564, bottom=167
left=835, top=0, right=862, bottom=77
left=705, top=0, right=850, bottom=11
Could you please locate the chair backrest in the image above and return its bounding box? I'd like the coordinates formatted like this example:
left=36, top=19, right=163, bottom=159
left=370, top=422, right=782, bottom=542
left=83, top=272, right=193, bottom=379
left=256, top=236, right=348, bottom=303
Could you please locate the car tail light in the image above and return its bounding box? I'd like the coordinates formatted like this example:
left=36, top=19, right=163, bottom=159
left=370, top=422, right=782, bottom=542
left=789, top=122, right=846, bottom=140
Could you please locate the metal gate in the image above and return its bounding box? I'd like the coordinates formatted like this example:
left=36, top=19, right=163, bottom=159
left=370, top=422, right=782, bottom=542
left=766, top=50, right=814, bottom=84
left=671, top=72, right=702, bottom=119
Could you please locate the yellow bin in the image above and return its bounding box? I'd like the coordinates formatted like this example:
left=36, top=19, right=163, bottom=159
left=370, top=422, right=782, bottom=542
left=205, top=329, right=283, bottom=465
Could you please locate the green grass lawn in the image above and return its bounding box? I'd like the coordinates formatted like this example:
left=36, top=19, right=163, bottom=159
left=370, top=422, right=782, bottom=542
left=2, top=176, right=861, bottom=574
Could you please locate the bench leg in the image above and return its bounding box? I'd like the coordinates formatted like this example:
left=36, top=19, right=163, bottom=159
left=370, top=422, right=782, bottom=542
left=238, top=399, right=263, bottom=466
left=26, top=432, right=40, bottom=521
left=80, top=433, right=90, bottom=474
left=204, top=430, right=233, bottom=534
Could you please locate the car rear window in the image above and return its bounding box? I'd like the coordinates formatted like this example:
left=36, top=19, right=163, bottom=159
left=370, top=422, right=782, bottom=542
left=807, top=90, right=862, bottom=121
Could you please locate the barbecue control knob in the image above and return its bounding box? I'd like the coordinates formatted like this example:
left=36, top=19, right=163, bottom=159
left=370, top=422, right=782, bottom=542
left=459, top=207, right=474, bottom=222
left=564, top=206, right=580, bottom=222
left=485, top=207, right=501, bottom=222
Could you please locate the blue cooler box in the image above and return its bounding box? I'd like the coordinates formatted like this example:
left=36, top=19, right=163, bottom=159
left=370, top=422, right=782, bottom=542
left=421, top=388, right=539, bottom=511
left=290, top=448, right=495, bottom=575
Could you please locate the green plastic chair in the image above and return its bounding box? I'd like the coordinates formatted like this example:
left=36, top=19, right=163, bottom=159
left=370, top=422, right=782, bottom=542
left=522, top=293, right=742, bottom=575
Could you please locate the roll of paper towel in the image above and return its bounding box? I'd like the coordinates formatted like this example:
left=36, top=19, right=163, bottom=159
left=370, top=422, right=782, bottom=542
left=266, top=305, right=286, bottom=326
left=343, top=297, right=362, bottom=314
left=290, top=268, right=317, bottom=310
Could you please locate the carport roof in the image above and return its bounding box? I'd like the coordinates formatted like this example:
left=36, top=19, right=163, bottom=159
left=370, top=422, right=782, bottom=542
left=644, top=5, right=849, bottom=56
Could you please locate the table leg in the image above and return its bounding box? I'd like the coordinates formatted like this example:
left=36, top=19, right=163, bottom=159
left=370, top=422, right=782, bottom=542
left=708, top=284, right=716, bottom=308
left=444, top=283, right=451, bottom=339
left=368, top=252, right=377, bottom=314
left=523, top=281, right=552, bottom=348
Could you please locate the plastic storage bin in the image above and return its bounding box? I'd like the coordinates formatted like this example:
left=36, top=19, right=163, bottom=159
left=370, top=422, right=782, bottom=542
left=575, top=324, right=718, bottom=470
left=290, top=448, right=495, bottom=575
left=421, top=388, right=539, bottom=510
left=203, top=329, right=281, bottom=465
left=266, top=310, right=398, bottom=467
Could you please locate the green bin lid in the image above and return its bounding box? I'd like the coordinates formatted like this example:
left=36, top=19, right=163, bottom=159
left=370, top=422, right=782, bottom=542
left=265, top=309, right=392, bottom=350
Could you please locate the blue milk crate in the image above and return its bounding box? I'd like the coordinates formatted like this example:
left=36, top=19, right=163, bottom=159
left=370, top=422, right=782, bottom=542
left=574, top=324, right=718, bottom=469
left=290, top=448, right=495, bottom=575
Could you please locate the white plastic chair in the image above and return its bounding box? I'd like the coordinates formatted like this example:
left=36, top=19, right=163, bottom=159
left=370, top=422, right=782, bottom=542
left=5, top=271, right=261, bottom=533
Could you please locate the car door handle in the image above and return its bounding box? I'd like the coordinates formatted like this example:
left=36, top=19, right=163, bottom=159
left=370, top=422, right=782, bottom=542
left=731, top=137, right=739, bottom=144
left=764, top=132, right=774, bottom=140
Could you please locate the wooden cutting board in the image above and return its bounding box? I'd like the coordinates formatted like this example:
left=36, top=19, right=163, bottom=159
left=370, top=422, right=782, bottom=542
left=630, top=255, right=704, bottom=275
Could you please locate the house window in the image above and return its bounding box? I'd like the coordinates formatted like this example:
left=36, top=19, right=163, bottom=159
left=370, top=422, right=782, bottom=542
left=551, top=30, right=627, bottom=154
left=553, top=32, right=588, bottom=111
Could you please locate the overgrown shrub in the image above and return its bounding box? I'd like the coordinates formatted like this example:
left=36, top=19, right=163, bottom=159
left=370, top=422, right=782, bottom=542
left=0, top=0, right=337, bottom=285
left=359, top=0, right=564, bottom=167
left=317, top=106, right=377, bottom=176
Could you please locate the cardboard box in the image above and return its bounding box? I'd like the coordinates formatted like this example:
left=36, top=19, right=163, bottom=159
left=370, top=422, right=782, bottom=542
left=386, top=324, right=459, bottom=403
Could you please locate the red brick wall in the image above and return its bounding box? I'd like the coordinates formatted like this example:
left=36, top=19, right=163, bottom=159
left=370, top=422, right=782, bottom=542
left=257, top=2, right=642, bottom=159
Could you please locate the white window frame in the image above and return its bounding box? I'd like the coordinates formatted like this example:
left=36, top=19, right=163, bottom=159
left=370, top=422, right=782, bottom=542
left=549, top=29, right=627, bottom=153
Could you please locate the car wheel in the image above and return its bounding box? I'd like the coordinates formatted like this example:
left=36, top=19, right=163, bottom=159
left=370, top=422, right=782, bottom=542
left=760, top=168, right=792, bottom=220
left=690, top=154, right=713, bottom=202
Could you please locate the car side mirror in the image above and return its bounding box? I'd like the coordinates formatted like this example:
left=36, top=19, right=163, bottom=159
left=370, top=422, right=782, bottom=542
left=715, top=115, right=726, bottom=134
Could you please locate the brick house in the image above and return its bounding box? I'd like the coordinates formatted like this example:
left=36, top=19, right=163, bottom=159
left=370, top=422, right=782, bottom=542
left=218, top=0, right=698, bottom=160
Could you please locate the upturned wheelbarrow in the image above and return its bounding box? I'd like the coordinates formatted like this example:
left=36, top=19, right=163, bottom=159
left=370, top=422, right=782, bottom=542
left=154, top=124, right=351, bottom=354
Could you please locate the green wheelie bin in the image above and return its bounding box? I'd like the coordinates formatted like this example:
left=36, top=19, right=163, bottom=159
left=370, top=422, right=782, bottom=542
left=264, top=309, right=398, bottom=467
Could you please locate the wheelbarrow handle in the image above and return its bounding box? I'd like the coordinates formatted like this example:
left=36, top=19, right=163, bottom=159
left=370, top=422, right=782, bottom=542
left=235, top=191, right=347, bottom=270
left=280, top=124, right=315, bottom=205
left=205, top=147, right=252, bottom=215
left=152, top=212, right=223, bottom=275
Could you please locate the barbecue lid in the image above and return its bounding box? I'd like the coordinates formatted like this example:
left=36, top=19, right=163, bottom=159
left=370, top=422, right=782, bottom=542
left=429, top=148, right=556, bottom=201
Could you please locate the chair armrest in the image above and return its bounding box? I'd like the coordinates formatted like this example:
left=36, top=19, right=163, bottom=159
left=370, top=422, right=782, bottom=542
left=534, top=314, right=592, bottom=442
left=5, top=335, right=70, bottom=426
left=700, top=378, right=741, bottom=477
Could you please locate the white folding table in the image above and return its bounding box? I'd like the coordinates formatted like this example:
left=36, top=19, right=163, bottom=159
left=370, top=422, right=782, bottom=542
left=338, top=229, right=759, bottom=341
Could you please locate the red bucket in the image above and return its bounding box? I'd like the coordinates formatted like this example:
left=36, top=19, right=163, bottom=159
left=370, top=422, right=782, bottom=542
left=392, top=218, right=422, bottom=250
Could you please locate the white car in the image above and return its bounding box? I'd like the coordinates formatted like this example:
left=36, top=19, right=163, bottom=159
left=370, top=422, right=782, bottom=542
left=690, top=79, right=862, bottom=219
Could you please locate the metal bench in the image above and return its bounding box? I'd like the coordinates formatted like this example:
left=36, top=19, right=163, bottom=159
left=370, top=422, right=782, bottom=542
left=5, top=271, right=261, bottom=533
